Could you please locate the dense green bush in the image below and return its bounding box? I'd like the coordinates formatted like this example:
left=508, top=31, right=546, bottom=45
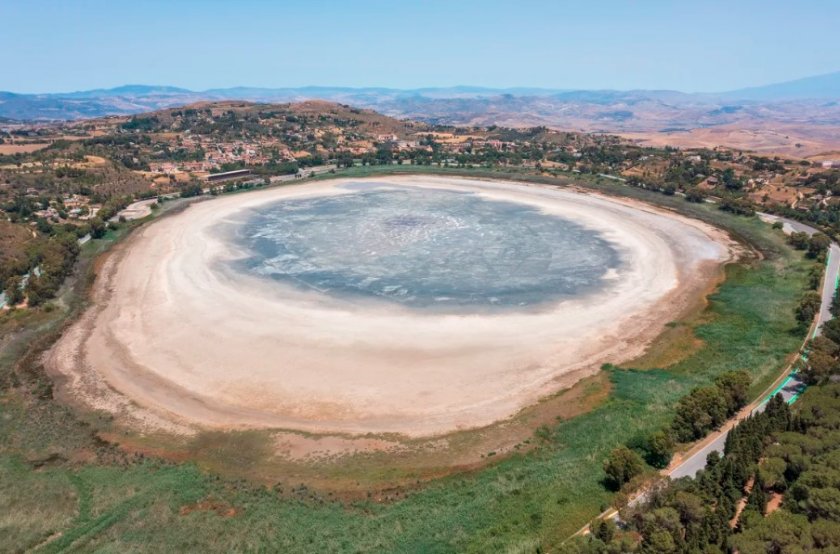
left=603, top=446, right=645, bottom=490
left=671, top=371, right=751, bottom=442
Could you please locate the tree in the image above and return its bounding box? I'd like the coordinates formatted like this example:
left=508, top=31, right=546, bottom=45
left=808, top=234, right=831, bottom=260
left=646, top=529, right=677, bottom=553
left=24, top=275, right=47, bottom=307
left=644, top=430, right=675, bottom=469
left=764, top=394, right=791, bottom=431
left=803, top=338, right=839, bottom=384
left=731, top=511, right=813, bottom=554
left=759, top=457, right=788, bottom=492
left=831, top=289, right=840, bottom=318
left=375, top=145, right=393, bottom=165
left=796, top=291, right=822, bottom=326
left=811, top=519, right=840, bottom=549
left=822, top=317, right=840, bottom=344
left=590, top=518, right=616, bottom=543
left=640, top=508, right=684, bottom=552
left=180, top=183, right=203, bottom=198
left=802, top=486, right=840, bottom=522
left=746, top=476, right=768, bottom=516
left=719, top=197, right=754, bottom=216
left=715, top=370, right=752, bottom=414
left=89, top=217, right=106, bottom=239
left=673, top=491, right=706, bottom=526
left=684, top=188, right=705, bottom=203
left=788, top=231, right=811, bottom=250
left=604, top=446, right=645, bottom=490
left=672, top=386, right=729, bottom=441
left=337, top=152, right=354, bottom=168
left=721, top=168, right=743, bottom=191
left=602, top=381, right=840, bottom=552
left=4, top=275, right=24, bottom=306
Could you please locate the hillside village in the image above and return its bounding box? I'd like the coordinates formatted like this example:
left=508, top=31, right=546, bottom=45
left=1, top=100, right=840, bottom=310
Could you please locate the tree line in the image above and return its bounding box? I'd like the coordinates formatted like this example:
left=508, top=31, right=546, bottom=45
left=567, top=285, right=840, bottom=552
left=571, top=382, right=840, bottom=553
left=602, top=370, right=752, bottom=494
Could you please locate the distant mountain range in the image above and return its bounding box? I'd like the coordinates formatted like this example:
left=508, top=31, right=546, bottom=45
left=1, top=72, right=838, bottom=123
left=721, top=71, right=840, bottom=101
left=2, top=72, right=839, bottom=158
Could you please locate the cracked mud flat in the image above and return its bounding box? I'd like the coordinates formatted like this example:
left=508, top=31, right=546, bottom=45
left=47, top=176, right=734, bottom=438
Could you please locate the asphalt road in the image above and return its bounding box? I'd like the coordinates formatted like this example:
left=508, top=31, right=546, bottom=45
left=668, top=372, right=809, bottom=479
left=668, top=214, right=839, bottom=480
left=818, top=243, right=840, bottom=335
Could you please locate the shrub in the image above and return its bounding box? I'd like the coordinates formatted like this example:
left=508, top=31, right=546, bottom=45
left=604, top=446, right=645, bottom=490
left=796, top=291, right=822, bottom=326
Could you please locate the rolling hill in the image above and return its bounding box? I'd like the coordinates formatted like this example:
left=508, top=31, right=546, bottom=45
left=2, top=73, right=839, bottom=156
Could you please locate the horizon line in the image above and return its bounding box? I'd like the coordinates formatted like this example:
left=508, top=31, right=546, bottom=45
left=3, top=68, right=839, bottom=97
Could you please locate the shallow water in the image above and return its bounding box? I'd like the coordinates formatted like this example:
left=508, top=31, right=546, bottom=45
left=229, top=184, right=622, bottom=309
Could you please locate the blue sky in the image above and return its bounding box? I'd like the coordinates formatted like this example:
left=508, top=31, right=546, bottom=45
left=3, top=0, right=839, bottom=93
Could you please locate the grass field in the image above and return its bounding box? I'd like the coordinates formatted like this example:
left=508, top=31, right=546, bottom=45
left=0, top=168, right=815, bottom=552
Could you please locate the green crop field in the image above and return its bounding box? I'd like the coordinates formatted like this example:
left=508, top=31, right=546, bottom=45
left=0, top=169, right=815, bottom=552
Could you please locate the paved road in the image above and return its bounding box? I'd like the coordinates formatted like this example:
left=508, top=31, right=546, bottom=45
left=575, top=212, right=840, bottom=535
left=668, top=373, right=809, bottom=479
left=757, top=212, right=824, bottom=236
left=818, top=243, right=840, bottom=336
left=757, top=213, right=840, bottom=339
left=668, top=214, right=839, bottom=480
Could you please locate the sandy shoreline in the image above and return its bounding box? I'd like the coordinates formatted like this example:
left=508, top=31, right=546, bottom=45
left=46, top=176, right=735, bottom=437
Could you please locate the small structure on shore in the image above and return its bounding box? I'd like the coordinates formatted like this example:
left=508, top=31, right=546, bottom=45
left=205, top=169, right=252, bottom=183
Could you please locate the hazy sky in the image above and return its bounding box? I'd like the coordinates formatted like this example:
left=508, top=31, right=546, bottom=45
left=4, top=0, right=839, bottom=93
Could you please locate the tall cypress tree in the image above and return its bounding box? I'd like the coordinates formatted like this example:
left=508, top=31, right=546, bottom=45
left=746, top=475, right=767, bottom=516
